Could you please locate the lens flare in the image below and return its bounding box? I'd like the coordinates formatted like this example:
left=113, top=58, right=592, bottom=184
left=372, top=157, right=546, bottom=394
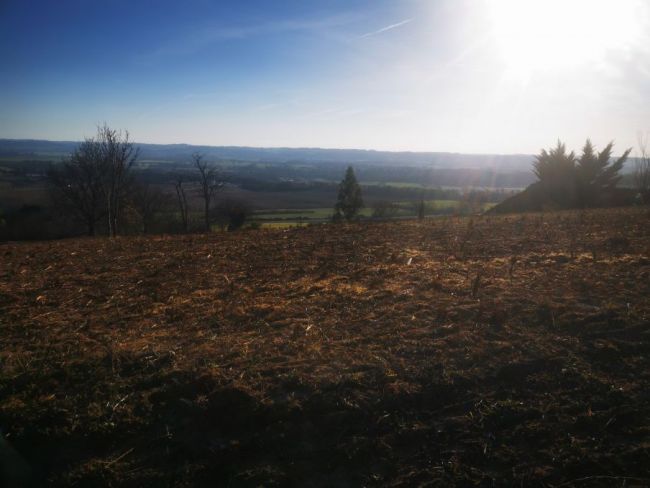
left=488, top=0, right=643, bottom=81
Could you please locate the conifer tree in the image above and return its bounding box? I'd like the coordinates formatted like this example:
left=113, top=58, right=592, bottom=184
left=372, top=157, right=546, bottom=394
left=576, top=140, right=631, bottom=205
left=532, top=139, right=630, bottom=208
left=334, top=166, right=364, bottom=221
left=533, top=141, right=577, bottom=207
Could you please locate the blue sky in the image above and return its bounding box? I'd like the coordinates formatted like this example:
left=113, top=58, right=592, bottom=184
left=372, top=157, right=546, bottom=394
left=1, top=0, right=649, bottom=154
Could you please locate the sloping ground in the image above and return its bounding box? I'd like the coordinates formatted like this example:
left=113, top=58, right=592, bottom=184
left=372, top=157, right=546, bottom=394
left=1, top=208, right=649, bottom=487
left=489, top=183, right=636, bottom=214
left=488, top=182, right=548, bottom=213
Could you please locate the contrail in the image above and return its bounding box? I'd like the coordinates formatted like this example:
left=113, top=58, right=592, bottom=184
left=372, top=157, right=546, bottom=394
left=359, top=18, right=413, bottom=38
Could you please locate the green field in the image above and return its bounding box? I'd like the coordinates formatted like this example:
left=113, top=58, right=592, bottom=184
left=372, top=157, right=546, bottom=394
left=259, top=221, right=311, bottom=229
left=252, top=207, right=372, bottom=220
left=362, top=181, right=431, bottom=188
left=250, top=199, right=493, bottom=225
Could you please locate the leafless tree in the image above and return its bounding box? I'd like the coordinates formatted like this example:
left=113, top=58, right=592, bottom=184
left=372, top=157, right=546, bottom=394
left=173, top=175, right=190, bottom=233
left=47, top=125, right=138, bottom=237
left=130, top=182, right=167, bottom=234
left=416, top=199, right=426, bottom=220
left=47, top=138, right=105, bottom=236
left=635, top=134, right=650, bottom=204
left=97, top=125, right=139, bottom=237
left=193, top=153, right=223, bottom=231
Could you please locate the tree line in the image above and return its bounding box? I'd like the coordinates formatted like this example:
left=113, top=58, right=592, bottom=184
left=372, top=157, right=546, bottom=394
left=44, top=127, right=505, bottom=238
left=46, top=125, right=250, bottom=237
left=4, top=129, right=648, bottom=239
left=332, top=165, right=498, bottom=221
left=491, top=137, right=650, bottom=213
left=533, top=139, right=631, bottom=208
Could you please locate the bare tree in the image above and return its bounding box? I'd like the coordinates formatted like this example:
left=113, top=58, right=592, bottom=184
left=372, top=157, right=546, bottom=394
left=97, top=125, right=139, bottom=237
left=173, top=175, right=190, bottom=233
left=635, top=134, right=650, bottom=204
left=47, top=138, right=105, bottom=236
left=193, top=153, right=222, bottom=231
left=416, top=199, right=426, bottom=220
left=130, top=182, right=167, bottom=234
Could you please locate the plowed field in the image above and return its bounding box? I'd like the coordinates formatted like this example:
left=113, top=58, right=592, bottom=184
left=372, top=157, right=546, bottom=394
left=1, top=208, right=649, bottom=486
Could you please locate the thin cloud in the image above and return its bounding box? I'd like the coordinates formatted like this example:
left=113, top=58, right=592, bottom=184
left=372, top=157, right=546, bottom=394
left=140, top=14, right=360, bottom=63
left=359, top=18, right=413, bottom=39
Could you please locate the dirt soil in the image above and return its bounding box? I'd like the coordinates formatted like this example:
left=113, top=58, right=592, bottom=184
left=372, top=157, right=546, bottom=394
left=1, top=207, right=649, bottom=487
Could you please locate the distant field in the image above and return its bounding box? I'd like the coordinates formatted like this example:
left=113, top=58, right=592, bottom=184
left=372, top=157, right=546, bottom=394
left=253, top=207, right=371, bottom=220
left=0, top=153, right=63, bottom=162
left=363, top=181, right=430, bottom=188
left=0, top=181, right=49, bottom=208
left=259, top=221, right=311, bottom=229
left=251, top=200, right=495, bottom=224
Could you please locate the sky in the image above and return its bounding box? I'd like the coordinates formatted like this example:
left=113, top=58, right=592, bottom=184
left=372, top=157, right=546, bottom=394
left=1, top=0, right=649, bottom=154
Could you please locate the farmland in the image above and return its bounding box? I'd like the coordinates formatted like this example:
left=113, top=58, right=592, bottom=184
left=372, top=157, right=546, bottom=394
left=1, top=207, right=649, bottom=486
left=0, top=164, right=505, bottom=238
left=251, top=202, right=495, bottom=226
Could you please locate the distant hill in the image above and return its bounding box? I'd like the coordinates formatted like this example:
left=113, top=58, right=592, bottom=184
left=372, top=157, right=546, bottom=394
left=0, top=138, right=535, bottom=170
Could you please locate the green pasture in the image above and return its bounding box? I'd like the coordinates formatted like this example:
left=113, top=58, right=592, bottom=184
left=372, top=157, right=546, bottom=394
left=253, top=200, right=471, bottom=220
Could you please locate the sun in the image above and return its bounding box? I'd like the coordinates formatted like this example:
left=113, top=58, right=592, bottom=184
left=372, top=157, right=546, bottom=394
left=488, top=0, right=642, bottom=81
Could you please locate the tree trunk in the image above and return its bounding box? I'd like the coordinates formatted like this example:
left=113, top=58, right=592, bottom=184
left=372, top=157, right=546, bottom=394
left=204, top=199, right=210, bottom=232
left=107, top=192, right=115, bottom=237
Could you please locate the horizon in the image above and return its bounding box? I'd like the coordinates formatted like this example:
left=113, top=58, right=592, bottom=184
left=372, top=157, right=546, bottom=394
left=1, top=135, right=540, bottom=157
left=2, top=136, right=640, bottom=161
left=2, top=0, right=649, bottom=154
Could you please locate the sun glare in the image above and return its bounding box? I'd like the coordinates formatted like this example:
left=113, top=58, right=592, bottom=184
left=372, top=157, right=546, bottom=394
left=488, top=0, right=642, bottom=81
